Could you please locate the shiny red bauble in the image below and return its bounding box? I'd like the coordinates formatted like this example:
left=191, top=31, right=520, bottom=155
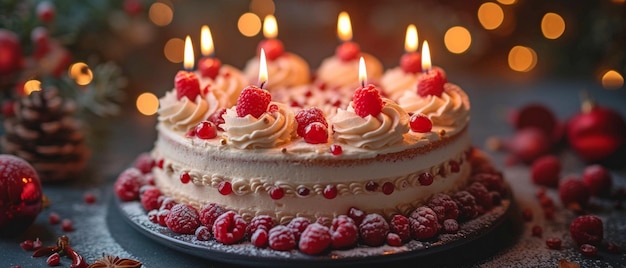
left=0, top=29, right=23, bottom=75
left=567, top=104, right=626, bottom=163
left=0, top=154, right=43, bottom=236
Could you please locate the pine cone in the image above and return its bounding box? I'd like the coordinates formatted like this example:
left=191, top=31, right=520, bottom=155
left=1, top=88, right=89, bottom=182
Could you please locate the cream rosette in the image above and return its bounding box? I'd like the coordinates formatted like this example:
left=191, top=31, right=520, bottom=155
left=316, top=53, right=383, bottom=89
left=398, top=83, right=470, bottom=130
left=157, top=90, right=219, bottom=132
left=380, top=67, right=420, bottom=102
left=243, top=53, right=310, bottom=89
left=221, top=102, right=296, bottom=149
left=331, top=98, right=409, bottom=149
left=202, top=65, right=248, bottom=109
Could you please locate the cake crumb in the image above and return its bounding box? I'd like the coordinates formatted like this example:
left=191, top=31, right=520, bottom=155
left=439, top=129, right=446, bottom=137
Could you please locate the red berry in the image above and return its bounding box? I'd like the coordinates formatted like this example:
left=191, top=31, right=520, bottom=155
left=165, top=204, right=200, bottom=234
left=258, top=39, right=285, bottom=61
left=157, top=159, right=164, bottom=169
left=140, top=186, right=162, bottom=211
left=199, top=203, right=226, bottom=228
left=123, top=0, right=143, bottom=16
left=316, top=216, right=332, bottom=228
left=427, top=193, right=459, bottom=223
left=20, top=240, right=34, bottom=251
left=442, top=219, right=459, bottom=233
left=174, top=70, right=201, bottom=101
left=62, top=219, right=74, bottom=232
left=509, top=103, right=559, bottom=140
left=159, top=197, right=177, bottom=211
left=389, top=214, right=411, bottom=242
left=49, top=212, right=60, bottom=225
left=579, top=244, right=598, bottom=257
left=386, top=232, right=403, bottom=246
left=449, top=160, right=460, bottom=173
left=472, top=173, right=505, bottom=194
left=330, top=215, right=358, bottom=249
left=330, top=144, right=343, bottom=155
left=359, top=213, right=390, bottom=246
left=269, top=186, right=284, bottom=200
left=453, top=190, right=479, bottom=220
left=209, top=108, right=227, bottom=131
left=236, top=86, right=271, bottom=118
left=195, top=226, right=212, bottom=241
left=546, top=237, right=562, bottom=249
left=114, top=168, right=145, bottom=201
left=268, top=104, right=279, bottom=113
left=47, top=252, right=60, bottom=266
left=467, top=182, right=493, bottom=211
left=531, top=225, right=542, bottom=237
left=251, top=228, right=269, bottom=248
left=296, top=187, right=310, bottom=196
left=522, top=208, right=533, bottom=222
left=180, top=172, right=191, bottom=184
left=133, top=152, right=155, bottom=174
left=559, top=177, right=591, bottom=209
left=409, top=207, right=440, bottom=240
left=304, top=122, right=328, bottom=144
left=148, top=210, right=158, bottom=223
left=323, top=185, right=337, bottom=199
left=365, top=181, right=378, bottom=192
left=570, top=215, right=603, bottom=246
left=287, top=217, right=311, bottom=242
left=198, top=57, right=222, bottom=79
left=195, top=121, right=217, bottom=139
left=295, top=108, right=327, bottom=137
left=84, top=192, right=96, bottom=204
left=36, top=1, right=55, bottom=23
left=410, top=113, right=432, bottom=133
left=1, top=100, right=15, bottom=118
left=299, top=223, right=331, bottom=255
left=218, top=181, right=232, bottom=195
left=335, top=41, right=360, bottom=61
left=382, top=182, right=394, bottom=195
left=353, top=84, right=384, bottom=118
left=504, top=128, right=553, bottom=163
left=157, top=210, right=170, bottom=226
left=582, top=164, right=612, bottom=196
left=347, top=207, right=365, bottom=226
left=268, top=225, right=296, bottom=251
left=416, top=70, right=445, bottom=97
left=531, top=155, right=561, bottom=188
left=400, top=52, right=421, bottom=74
left=213, top=211, right=247, bottom=245
left=247, top=215, right=275, bottom=237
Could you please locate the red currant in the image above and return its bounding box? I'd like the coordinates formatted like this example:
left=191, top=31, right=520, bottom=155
left=323, top=185, right=337, bottom=199
left=409, top=113, right=432, bottom=133
left=269, top=186, right=284, bottom=200
left=297, top=187, right=310, bottom=196
left=218, top=181, right=232, bottom=195
left=418, top=172, right=434, bottom=186
left=365, top=181, right=379, bottom=192
left=180, top=172, right=191, bottom=184
left=330, top=144, right=343, bottom=156
left=195, top=121, right=217, bottom=139
left=382, top=182, right=394, bottom=195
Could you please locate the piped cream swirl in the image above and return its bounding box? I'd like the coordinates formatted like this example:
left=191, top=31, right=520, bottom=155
left=244, top=53, right=310, bottom=89
left=316, top=53, right=382, bottom=89
left=202, top=65, right=248, bottom=108
left=398, top=83, right=469, bottom=129
left=158, top=90, right=218, bottom=132
left=222, top=102, right=296, bottom=149
left=331, top=98, right=409, bottom=149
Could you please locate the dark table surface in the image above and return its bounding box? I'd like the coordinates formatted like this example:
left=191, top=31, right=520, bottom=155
left=1, top=78, right=625, bottom=267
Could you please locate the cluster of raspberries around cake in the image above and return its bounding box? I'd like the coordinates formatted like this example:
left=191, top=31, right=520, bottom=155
left=115, top=148, right=508, bottom=255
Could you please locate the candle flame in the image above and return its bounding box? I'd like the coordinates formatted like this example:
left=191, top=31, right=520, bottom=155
left=184, top=35, right=195, bottom=70
left=337, top=11, right=352, bottom=42
left=405, top=24, right=418, bottom=53
left=263, top=15, right=278, bottom=39
left=201, top=25, right=214, bottom=57
left=358, top=57, right=367, bottom=86
left=422, top=40, right=431, bottom=72
left=259, top=48, right=268, bottom=87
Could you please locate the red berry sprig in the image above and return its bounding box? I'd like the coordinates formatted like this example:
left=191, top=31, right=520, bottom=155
left=236, top=86, right=272, bottom=118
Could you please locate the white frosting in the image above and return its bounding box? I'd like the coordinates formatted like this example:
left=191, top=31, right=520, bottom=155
left=316, top=53, right=383, bottom=89
left=331, top=99, right=410, bottom=149
left=271, top=84, right=351, bottom=118
left=380, top=67, right=420, bottom=102
left=398, top=83, right=470, bottom=133
left=244, top=52, right=310, bottom=89
left=221, top=102, right=296, bottom=149
left=200, top=65, right=248, bottom=109
left=157, top=90, right=218, bottom=132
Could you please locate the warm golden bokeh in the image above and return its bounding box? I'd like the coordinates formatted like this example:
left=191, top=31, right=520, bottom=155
left=541, top=13, right=566, bottom=40
left=404, top=24, right=418, bottom=53
left=164, top=38, right=184, bottom=63
left=601, top=70, right=624, bottom=89
left=69, top=62, right=93, bottom=86
left=249, top=0, right=275, bottom=18
left=136, top=92, right=160, bottom=116
left=497, top=0, right=517, bottom=5
left=263, top=15, right=278, bottom=39
left=337, top=12, right=353, bottom=41
left=478, top=2, right=504, bottom=30
left=238, top=12, right=262, bottom=37
left=149, top=2, right=173, bottom=27
left=444, top=26, right=472, bottom=54
left=508, top=46, right=537, bottom=72
left=23, top=79, right=42, bottom=95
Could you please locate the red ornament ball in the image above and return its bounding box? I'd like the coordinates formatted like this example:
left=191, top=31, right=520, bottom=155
left=0, top=29, right=23, bottom=75
left=0, top=154, right=43, bottom=236
left=567, top=104, right=626, bottom=163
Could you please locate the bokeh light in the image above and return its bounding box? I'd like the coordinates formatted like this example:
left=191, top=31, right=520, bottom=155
left=249, top=0, right=275, bottom=17
left=508, top=46, right=537, bottom=72
left=136, top=92, right=160, bottom=116
left=444, top=26, right=472, bottom=54
left=601, top=70, right=624, bottom=89
left=23, top=80, right=42, bottom=95
left=478, top=2, right=504, bottom=30
left=68, top=62, right=93, bottom=86
left=541, top=13, right=566, bottom=40
left=497, top=0, right=517, bottom=5
left=164, top=38, right=184, bottom=63
left=238, top=12, right=262, bottom=37
left=149, top=2, right=173, bottom=27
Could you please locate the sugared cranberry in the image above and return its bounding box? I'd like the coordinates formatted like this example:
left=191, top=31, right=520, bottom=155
left=269, top=186, right=284, bottom=200
left=386, top=232, right=403, bottom=246
left=218, top=181, right=233, bottom=195
left=418, top=172, right=434, bottom=186
left=531, top=155, right=561, bottom=188
left=195, top=121, right=217, bottom=139
left=330, top=144, right=343, bottom=156
left=295, top=107, right=327, bottom=137
left=299, top=223, right=331, bottom=255
left=365, top=181, right=379, bottom=192
left=580, top=244, right=598, bottom=257
left=570, top=215, right=603, bottom=246
left=180, top=172, right=191, bottom=184
left=296, top=187, right=310, bottom=196
left=546, top=237, right=562, bottom=249
left=410, top=113, right=433, bottom=133
left=382, top=182, right=394, bottom=195
left=582, top=164, right=612, bottom=196
left=559, top=177, right=590, bottom=209
left=323, top=185, right=337, bottom=199
left=443, top=219, right=459, bottom=233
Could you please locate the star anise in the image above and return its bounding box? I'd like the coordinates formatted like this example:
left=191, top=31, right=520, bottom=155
left=88, top=255, right=142, bottom=268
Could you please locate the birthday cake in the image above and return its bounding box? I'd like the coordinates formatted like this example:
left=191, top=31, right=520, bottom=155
left=115, top=18, right=508, bottom=255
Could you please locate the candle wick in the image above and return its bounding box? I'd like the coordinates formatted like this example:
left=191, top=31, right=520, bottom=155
left=361, top=80, right=365, bottom=88
left=260, top=80, right=266, bottom=89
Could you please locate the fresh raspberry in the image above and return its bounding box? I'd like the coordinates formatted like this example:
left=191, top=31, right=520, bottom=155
left=335, top=41, right=360, bottom=61
left=159, top=197, right=177, bottom=211
left=299, top=223, right=331, bottom=255
left=140, top=186, right=162, bottom=211
left=147, top=209, right=158, bottom=223
left=195, top=226, right=212, bottom=241
left=580, top=244, right=598, bottom=257
left=352, top=84, right=384, bottom=118
left=453, top=191, right=479, bottom=220
left=359, top=213, right=390, bottom=246
left=409, top=113, right=432, bottom=133
left=409, top=207, right=440, bottom=240
left=268, top=225, right=296, bottom=251
left=198, top=57, right=222, bottom=79
left=84, top=192, right=96, bottom=204
left=209, top=108, right=227, bottom=131
left=582, top=164, right=612, bottom=196
left=467, top=182, right=493, bottom=211
left=20, top=239, right=34, bottom=251
left=304, top=122, right=328, bottom=144
left=559, top=177, right=591, bottom=209
left=416, top=70, right=445, bottom=97
left=47, top=252, right=60, bottom=266
left=569, top=215, right=603, bottom=246
left=114, top=168, right=145, bottom=201
left=531, top=225, right=542, bottom=237
left=400, top=52, right=421, bottom=74
left=389, top=214, right=411, bottom=242
left=199, top=203, right=226, bottom=228
left=195, top=121, right=217, bottom=139
left=427, top=193, right=459, bottom=223
left=165, top=204, right=200, bottom=234
left=471, top=173, right=505, bottom=194
left=530, top=155, right=561, bottom=188
left=330, top=215, right=358, bottom=249
left=316, top=216, right=332, bottom=228
left=247, top=215, right=275, bottom=237
left=212, top=211, right=247, bottom=245
left=546, top=237, right=562, bottom=249
left=347, top=207, right=366, bottom=226
left=287, top=217, right=311, bottom=242
left=258, top=39, right=285, bottom=61
left=175, top=70, right=201, bottom=101
left=62, top=219, right=74, bottom=232
left=133, top=152, right=155, bottom=174
left=157, top=210, right=169, bottom=226
left=295, top=107, right=327, bottom=137
left=251, top=228, right=269, bottom=248
left=418, top=172, right=434, bottom=186
left=443, top=219, right=459, bottom=233
left=236, top=86, right=271, bottom=118
left=386, top=232, right=403, bottom=246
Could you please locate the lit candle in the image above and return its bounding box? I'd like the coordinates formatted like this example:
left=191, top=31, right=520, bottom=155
left=174, top=35, right=201, bottom=101
left=400, top=24, right=422, bottom=73
left=259, top=48, right=268, bottom=88
left=335, top=11, right=360, bottom=61
left=421, top=40, right=431, bottom=73
left=358, top=57, right=367, bottom=87
left=257, top=15, right=285, bottom=61
left=198, top=25, right=222, bottom=79
left=416, top=40, right=445, bottom=97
